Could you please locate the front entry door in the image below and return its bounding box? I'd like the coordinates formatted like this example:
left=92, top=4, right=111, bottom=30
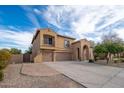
left=77, top=48, right=80, bottom=61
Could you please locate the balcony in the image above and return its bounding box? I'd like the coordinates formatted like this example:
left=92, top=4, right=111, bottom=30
left=42, top=35, right=55, bottom=47
left=42, top=44, right=55, bottom=47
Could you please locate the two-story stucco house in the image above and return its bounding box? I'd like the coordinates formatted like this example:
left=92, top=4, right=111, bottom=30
left=31, top=28, right=94, bottom=62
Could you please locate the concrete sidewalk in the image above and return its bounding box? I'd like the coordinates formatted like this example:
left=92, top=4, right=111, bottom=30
left=44, top=61, right=124, bottom=88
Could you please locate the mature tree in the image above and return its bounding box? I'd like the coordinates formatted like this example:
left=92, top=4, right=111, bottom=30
left=94, top=44, right=107, bottom=54
left=10, top=48, right=22, bottom=54
left=94, top=43, right=107, bottom=61
left=94, top=32, right=124, bottom=64
left=25, top=46, right=32, bottom=54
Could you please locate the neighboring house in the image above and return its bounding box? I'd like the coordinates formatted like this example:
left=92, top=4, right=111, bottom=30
left=31, top=28, right=94, bottom=62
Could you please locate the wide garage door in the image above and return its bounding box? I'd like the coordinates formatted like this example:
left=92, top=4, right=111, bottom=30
left=42, top=51, right=53, bottom=62
left=56, top=52, right=72, bottom=61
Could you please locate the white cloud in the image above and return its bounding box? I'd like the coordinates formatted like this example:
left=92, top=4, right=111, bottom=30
left=114, top=28, right=124, bottom=40
left=0, top=29, right=33, bottom=52
left=34, top=8, right=42, bottom=14
left=43, top=5, right=124, bottom=42
left=21, top=6, right=41, bottom=28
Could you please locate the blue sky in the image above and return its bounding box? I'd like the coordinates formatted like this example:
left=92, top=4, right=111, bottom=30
left=0, top=5, right=124, bottom=52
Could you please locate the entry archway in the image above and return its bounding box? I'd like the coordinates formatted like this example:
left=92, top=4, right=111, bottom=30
left=83, top=45, right=89, bottom=60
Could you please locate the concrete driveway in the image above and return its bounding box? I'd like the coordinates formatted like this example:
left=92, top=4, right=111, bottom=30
left=44, top=61, right=124, bottom=88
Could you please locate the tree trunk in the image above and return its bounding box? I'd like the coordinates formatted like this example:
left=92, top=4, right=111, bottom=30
left=118, top=53, right=121, bottom=63
left=109, top=53, right=112, bottom=63
left=106, top=53, right=109, bottom=64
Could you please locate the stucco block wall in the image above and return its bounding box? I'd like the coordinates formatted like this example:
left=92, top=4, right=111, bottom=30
left=9, top=54, right=23, bottom=64
left=30, top=54, right=33, bottom=62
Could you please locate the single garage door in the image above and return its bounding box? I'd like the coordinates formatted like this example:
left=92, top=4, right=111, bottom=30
left=56, top=52, right=72, bottom=61
left=42, top=51, right=53, bottom=62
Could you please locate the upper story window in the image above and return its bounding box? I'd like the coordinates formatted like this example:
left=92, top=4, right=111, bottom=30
left=44, top=35, right=54, bottom=46
left=64, top=40, right=70, bottom=48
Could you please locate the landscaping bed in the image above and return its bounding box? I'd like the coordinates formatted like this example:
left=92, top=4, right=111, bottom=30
left=95, top=59, right=124, bottom=68
left=113, top=58, right=124, bottom=63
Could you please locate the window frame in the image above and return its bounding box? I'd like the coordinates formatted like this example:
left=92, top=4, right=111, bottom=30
left=43, top=35, right=54, bottom=46
left=64, top=40, right=70, bottom=48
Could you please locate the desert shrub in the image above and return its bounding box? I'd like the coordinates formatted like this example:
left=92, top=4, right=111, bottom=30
left=0, top=49, right=11, bottom=61
left=0, top=70, right=4, bottom=81
left=0, top=49, right=11, bottom=81
left=0, top=61, right=8, bottom=70
left=0, top=49, right=11, bottom=70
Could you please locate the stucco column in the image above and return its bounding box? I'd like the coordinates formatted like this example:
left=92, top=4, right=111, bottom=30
left=80, top=42, right=83, bottom=61
left=53, top=51, right=56, bottom=62
left=90, top=47, right=94, bottom=60
left=34, top=53, right=42, bottom=63
left=80, top=47, right=83, bottom=61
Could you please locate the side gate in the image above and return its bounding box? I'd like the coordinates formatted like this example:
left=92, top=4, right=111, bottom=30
left=23, top=54, right=30, bottom=62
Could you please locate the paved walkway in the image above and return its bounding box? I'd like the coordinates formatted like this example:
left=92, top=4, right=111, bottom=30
left=44, top=61, right=124, bottom=88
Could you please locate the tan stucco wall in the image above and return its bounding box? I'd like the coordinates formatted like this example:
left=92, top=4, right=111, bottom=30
left=72, top=41, right=81, bottom=61
left=56, top=35, right=74, bottom=50
left=32, top=32, right=41, bottom=61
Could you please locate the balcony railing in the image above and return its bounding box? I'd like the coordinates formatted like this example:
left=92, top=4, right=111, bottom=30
left=42, top=43, right=55, bottom=47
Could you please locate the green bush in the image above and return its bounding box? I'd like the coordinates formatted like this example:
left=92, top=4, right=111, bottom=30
left=0, top=61, right=8, bottom=70
left=0, top=70, right=4, bottom=81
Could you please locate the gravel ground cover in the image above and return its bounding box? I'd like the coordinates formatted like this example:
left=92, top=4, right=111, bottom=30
left=0, top=64, right=84, bottom=88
